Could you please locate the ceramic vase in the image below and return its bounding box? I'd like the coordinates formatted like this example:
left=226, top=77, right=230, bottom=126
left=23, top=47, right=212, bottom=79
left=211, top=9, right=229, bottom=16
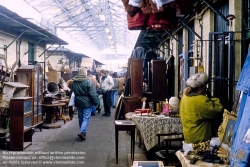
left=169, top=97, right=180, bottom=110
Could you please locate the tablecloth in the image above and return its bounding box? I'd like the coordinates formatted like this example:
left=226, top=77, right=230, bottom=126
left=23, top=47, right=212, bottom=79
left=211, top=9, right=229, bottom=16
left=131, top=114, right=182, bottom=151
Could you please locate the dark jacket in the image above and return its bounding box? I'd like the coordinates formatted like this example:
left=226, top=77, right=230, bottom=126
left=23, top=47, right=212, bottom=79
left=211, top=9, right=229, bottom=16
left=71, top=74, right=98, bottom=108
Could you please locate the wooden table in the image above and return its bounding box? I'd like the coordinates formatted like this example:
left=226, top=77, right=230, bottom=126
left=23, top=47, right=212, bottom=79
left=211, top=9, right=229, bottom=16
left=115, top=120, right=135, bottom=164
left=175, top=151, right=229, bottom=167
left=42, top=103, right=66, bottom=128
left=58, top=99, right=70, bottom=119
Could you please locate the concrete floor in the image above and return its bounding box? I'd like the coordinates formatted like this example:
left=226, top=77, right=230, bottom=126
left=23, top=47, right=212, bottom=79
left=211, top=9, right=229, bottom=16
left=0, top=97, right=146, bottom=167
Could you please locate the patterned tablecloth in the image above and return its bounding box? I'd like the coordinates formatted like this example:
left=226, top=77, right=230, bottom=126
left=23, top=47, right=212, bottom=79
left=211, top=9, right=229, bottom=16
left=175, top=151, right=229, bottom=167
left=130, top=113, right=182, bottom=151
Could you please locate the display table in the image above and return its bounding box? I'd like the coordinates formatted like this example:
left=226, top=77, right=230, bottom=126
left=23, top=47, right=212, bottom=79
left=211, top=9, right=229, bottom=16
left=58, top=98, right=70, bottom=120
left=131, top=114, right=182, bottom=151
left=175, top=151, right=229, bottom=167
left=115, top=120, right=135, bottom=164
left=42, top=103, right=66, bottom=128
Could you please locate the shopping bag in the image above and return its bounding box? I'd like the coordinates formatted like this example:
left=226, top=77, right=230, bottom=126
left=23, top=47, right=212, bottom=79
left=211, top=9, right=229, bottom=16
left=69, top=92, right=75, bottom=106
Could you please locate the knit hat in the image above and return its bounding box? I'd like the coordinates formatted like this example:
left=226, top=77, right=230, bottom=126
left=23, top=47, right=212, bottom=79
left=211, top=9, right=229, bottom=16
left=186, top=72, right=208, bottom=89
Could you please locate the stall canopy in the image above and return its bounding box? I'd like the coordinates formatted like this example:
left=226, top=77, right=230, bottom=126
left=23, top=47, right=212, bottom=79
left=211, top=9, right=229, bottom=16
left=0, top=5, right=68, bottom=46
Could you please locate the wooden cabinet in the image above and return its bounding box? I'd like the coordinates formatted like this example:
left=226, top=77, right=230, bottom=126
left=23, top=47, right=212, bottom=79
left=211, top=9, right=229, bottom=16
left=128, top=58, right=143, bottom=97
left=122, top=58, right=167, bottom=117
left=10, top=97, right=33, bottom=151
left=151, top=60, right=166, bottom=101
left=16, top=64, right=43, bottom=128
left=123, top=58, right=143, bottom=116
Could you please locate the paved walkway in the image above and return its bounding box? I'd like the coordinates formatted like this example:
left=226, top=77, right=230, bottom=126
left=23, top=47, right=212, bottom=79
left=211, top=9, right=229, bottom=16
left=0, top=97, right=145, bottom=167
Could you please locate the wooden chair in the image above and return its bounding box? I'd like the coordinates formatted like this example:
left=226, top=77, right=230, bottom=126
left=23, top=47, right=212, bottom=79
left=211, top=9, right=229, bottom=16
left=155, top=132, right=184, bottom=166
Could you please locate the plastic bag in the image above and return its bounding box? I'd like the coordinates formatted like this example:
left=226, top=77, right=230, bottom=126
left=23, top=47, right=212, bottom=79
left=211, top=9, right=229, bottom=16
left=69, top=92, right=75, bottom=106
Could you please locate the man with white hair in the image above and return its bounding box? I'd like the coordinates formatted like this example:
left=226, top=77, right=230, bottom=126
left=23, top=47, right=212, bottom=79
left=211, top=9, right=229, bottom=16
left=71, top=67, right=99, bottom=140
left=99, top=69, right=114, bottom=117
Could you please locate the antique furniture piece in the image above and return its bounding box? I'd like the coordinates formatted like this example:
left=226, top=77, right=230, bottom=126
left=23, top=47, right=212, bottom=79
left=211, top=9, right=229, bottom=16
left=128, top=58, right=143, bottom=97
left=58, top=98, right=70, bottom=119
left=43, top=81, right=59, bottom=104
left=16, top=64, right=43, bottom=130
left=122, top=58, right=143, bottom=117
left=155, top=132, right=184, bottom=165
left=115, top=120, right=135, bottom=164
left=0, top=82, right=29, bottom=108
left=42, top=103, right=66, bottom=129
left=151, top=60, right=167, bottom=101
left=10, top=97, right=33, bottom=151
left=0, top=82, right=29, bottom=134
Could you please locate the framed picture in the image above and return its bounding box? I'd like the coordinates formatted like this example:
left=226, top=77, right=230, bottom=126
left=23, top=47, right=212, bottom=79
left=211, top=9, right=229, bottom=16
left=218, top=109, right=237, bottom=148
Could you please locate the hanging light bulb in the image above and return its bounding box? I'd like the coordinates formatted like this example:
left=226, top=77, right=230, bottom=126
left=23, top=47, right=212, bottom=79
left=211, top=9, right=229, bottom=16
left=108, top=34, right=112, bottom=39
left=99, top=10, right=105, bottom=21
left=104, top=26, right=110, bottom=33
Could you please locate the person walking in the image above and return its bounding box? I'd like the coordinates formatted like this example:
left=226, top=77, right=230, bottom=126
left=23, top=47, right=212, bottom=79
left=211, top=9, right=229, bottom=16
left=87, top=70, right=101, bottom=115
left=71, top=67, right=99, bottom=140
left=111, top=72, right=119, bottom=108
left=118, top=72, right=126, bottom=95
left=99, top=69, right=114, bottom=117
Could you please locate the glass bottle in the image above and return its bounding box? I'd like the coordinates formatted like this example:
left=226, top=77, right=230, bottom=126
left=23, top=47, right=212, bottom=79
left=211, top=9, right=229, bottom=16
left=162, top=99, right=170, bottom=116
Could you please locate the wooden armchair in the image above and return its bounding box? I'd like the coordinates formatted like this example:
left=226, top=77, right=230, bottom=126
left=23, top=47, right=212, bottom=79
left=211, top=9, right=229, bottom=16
left=155, top=132, right=184, bottom=166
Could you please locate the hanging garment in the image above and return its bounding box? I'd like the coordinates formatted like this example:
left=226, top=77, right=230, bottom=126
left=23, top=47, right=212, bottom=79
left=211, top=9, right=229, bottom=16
left=230, top=50, right=250, bottom=166
left=122, top=0, right=141, bottom=17
left=127, top=9, right=149, bottom=30
left=140, top=0, right=164, bottom=14
left=158, top=7, right=177, bottom=30
left=175, top=0, right=197, bottom=15
left=128, top=0, right=143, bottom=7
left=146, top=6, right=177, bottom=30
left=131, top=46, right=146, bottom=58
left=151, top=0, right=175, bottom=9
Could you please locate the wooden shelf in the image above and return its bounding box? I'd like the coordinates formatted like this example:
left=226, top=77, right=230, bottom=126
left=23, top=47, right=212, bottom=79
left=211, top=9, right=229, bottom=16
left=10, top=97, right=33, bottom=151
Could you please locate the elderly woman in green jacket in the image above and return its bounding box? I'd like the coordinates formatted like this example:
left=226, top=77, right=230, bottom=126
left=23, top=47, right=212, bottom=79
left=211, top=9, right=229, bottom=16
left=180, top=72, right=223, bottom=146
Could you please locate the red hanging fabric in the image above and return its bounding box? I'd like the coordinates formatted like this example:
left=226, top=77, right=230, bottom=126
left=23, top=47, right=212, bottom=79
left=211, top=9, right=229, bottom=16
left=122, top=0, right=141, bottom=17
left=127, top=9, right=149, bottom=30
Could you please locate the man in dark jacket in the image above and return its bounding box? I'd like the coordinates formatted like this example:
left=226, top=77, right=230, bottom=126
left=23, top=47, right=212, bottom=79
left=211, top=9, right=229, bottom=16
left=71, top=67, right=99, bottom=140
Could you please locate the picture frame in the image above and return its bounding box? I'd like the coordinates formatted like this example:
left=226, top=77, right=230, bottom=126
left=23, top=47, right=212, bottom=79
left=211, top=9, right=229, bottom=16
left=132, top=161, right=164, bottom=167
left=218, top=109, right=237, bottom=148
